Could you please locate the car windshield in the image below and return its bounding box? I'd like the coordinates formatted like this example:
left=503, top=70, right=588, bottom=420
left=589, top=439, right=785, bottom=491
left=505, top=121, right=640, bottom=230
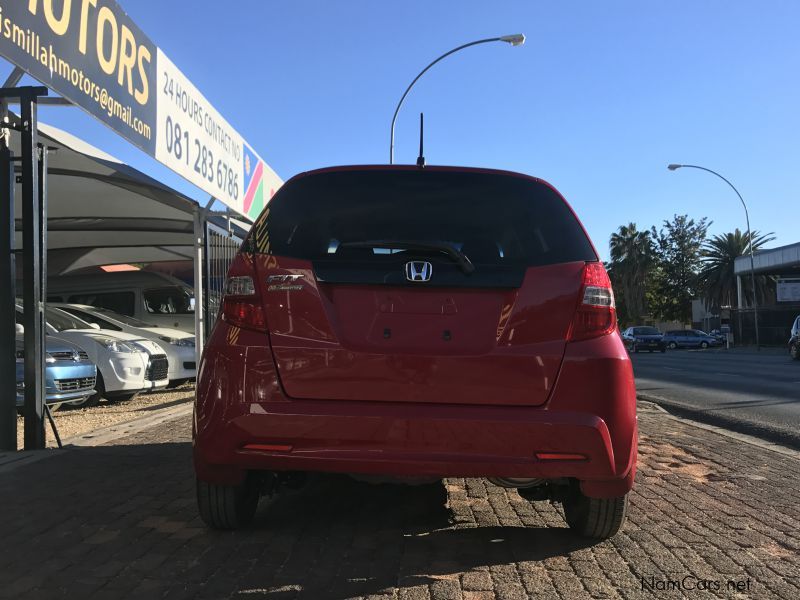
left=45, top=307, right=95, bottom=332
left=635, top=327, right=661, bottom=335
left=144, top=287, right=194, bottom=314
left=90, top=307, right=154, bottom=328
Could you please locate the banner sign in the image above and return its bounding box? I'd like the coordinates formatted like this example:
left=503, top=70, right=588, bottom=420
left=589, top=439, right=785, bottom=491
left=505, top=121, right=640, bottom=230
left=0, top=0, right=280, bottom=219
left=777, top=279, right=800, bottom=303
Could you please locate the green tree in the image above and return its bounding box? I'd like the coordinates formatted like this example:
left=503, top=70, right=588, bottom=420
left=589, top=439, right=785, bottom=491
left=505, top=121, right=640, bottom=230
left=698, top=229, right=775, bottom=310
left=649, top=215, right=710, bottom=323
left=608, top=223, right=654, bottom=325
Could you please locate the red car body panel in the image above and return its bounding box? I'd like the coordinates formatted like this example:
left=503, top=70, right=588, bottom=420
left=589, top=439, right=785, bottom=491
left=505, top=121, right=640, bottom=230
left=193, top=165, right=638, bottom=499
left=255, top=256, right=585, bottom=406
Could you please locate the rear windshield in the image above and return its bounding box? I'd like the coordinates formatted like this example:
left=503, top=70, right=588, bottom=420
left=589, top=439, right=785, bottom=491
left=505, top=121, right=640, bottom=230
left=634, top=327, right=661, bottom=335
left=250, top=169, right=596, bottom=267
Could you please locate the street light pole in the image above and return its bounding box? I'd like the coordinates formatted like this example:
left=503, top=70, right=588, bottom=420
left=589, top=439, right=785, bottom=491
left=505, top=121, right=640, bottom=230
left=667, top=163, right=761, bottom=349
left=389, top=34, right=525, bottom=164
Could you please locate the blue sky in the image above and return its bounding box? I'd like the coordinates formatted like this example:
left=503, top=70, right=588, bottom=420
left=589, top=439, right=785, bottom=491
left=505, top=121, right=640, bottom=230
left=3, top=0, right=798, bottom=260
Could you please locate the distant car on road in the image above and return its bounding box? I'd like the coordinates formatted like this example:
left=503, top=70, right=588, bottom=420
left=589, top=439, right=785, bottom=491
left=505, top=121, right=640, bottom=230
left=790, top=315, right=799, bottom=361
left=622, top=326, right=666, bottom=353
left=708, top=329, right=725, bottom=343
left=663, top=329, right=721, bottom=350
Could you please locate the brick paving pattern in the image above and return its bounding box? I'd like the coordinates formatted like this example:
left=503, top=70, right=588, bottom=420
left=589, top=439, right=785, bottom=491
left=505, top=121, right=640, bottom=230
left=0, top=409, right=798, bottom=599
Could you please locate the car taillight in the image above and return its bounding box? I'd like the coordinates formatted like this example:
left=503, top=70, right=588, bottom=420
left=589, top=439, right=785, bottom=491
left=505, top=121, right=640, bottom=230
left=568, top=262, right=617, bottom=342
left=221, top=273, right=267, bottom=332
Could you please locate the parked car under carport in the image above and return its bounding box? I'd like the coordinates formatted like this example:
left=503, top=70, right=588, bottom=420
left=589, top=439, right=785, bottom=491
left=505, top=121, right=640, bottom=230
left=15, top=335, right=96, bottom=412
left=621, top=326, right=666, bottom=353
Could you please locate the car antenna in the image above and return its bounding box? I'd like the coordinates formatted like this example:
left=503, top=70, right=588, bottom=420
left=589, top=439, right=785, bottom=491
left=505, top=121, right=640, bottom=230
left=416, top=112, right=425, bottom=168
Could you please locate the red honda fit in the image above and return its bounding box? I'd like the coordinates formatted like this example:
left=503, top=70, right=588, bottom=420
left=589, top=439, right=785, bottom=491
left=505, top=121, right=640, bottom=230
left=194, top=165, right=637, bottom=539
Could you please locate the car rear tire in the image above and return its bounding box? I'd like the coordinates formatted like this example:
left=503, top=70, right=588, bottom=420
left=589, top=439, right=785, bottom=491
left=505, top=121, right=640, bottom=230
left=197, top=477, right=259, bottom=530
left=791, top=343, right=799, bottom=360
left=668, top=342, right=677, bottom=349
left=563, top=491, right=628, bottom=539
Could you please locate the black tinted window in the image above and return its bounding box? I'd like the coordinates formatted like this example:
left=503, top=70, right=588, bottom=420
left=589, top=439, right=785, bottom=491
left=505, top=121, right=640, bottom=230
left=251, top=169, right=596, bottom=267
left=68, top=291, right=135, bottom=316
left=635, top=327, right=660, bottom=335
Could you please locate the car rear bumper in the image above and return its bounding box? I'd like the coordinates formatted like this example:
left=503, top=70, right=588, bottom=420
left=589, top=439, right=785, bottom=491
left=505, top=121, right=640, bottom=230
left=635, top=340, right=665, bottom=350
left=194, top=399, right=637, bottom=497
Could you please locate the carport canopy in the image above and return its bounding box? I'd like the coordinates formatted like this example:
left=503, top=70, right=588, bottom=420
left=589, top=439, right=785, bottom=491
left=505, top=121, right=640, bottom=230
left=8, top=121, right=247, bottom=276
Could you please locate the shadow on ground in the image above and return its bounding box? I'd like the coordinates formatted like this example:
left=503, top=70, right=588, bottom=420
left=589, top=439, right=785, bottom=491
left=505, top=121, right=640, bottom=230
left=0, top=440, right=595, bottom=599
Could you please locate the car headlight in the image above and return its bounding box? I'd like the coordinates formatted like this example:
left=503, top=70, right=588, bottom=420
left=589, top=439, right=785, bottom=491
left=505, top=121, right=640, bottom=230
left=91, top=337, right=138, bottom=353
left=159, top=336, right=195, bottom=347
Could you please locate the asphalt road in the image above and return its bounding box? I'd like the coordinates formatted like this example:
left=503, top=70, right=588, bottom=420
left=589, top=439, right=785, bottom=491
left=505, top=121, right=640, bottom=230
left=632, top=348, right=800, bottom=448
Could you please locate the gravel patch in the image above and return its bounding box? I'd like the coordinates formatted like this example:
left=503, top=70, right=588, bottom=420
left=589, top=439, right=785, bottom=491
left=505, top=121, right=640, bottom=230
left=15, top=384, right=194, bottom=449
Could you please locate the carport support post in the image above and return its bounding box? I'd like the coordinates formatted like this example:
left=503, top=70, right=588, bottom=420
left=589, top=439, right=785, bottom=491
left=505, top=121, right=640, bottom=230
left=20, top=88, right=48, bottom=450
left=194, top=198, right=215, bottom=365
left=0, top=145, right=16, bottom=451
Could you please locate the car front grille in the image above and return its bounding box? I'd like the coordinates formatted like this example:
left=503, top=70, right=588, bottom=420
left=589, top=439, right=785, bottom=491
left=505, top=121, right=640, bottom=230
left=49, top=350, right=90, bottom=361
left=146, top=355, right=169, bottom=381
left=54, top=376, right=96, bottom=392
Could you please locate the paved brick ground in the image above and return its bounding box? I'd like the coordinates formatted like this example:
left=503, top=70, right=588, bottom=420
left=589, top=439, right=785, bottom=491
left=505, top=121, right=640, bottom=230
left=1, top=408, right=798, bottom=599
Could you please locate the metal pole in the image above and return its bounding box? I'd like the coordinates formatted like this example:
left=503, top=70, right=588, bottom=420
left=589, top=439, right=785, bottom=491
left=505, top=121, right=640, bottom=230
left=0, top=145, right=16, bottom=451
left=193, top=198, right=215, bottom=366
left=193, top=208, right=204, bottom=366
left=38, top=142, right=48, bottom=361
left=389, top=37, right=507, bottom=164
left=20, top=88, right=47, bottom=449
left=668, top=164, right=760, bottom=349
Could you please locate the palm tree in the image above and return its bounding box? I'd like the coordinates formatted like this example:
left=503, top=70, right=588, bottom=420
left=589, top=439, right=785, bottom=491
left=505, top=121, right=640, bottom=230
left=698, top=229, right=775, bottom=310
left=609, top=223, right=654, bottom=324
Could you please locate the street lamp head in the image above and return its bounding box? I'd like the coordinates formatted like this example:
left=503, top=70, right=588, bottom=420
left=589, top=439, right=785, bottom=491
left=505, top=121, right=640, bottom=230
left=499, top=33, right=526, bottom=46
left=667, top=164, right=682, bottom=171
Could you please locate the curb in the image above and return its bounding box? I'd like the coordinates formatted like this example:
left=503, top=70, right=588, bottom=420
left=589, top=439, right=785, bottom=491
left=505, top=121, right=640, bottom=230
left=638, top=393, right=800, bottom=459
left=0, top=400, right=193, bottom=474
left=62, top=400, right=192, bottom=447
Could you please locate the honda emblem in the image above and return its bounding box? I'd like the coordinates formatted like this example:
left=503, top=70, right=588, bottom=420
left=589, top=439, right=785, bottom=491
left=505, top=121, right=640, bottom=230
left=405, top=261, right=433, bottom=282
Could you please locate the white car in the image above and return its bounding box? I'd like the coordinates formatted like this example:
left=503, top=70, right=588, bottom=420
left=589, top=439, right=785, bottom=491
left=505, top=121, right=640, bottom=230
left=17, top=306, right=169, bottom=406
left=47, top=271, right=196, bottom=333
left=54, top=304, right=196, bottom=386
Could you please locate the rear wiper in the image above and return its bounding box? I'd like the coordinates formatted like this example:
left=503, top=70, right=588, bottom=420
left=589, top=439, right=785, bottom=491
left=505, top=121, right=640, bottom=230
left=339, top=240, right=475, bottom=275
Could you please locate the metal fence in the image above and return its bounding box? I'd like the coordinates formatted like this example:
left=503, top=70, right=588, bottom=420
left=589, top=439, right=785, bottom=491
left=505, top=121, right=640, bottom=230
left=203, top=220, right=243, bottom=342
left=733, top=306, right=799, bottom=346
